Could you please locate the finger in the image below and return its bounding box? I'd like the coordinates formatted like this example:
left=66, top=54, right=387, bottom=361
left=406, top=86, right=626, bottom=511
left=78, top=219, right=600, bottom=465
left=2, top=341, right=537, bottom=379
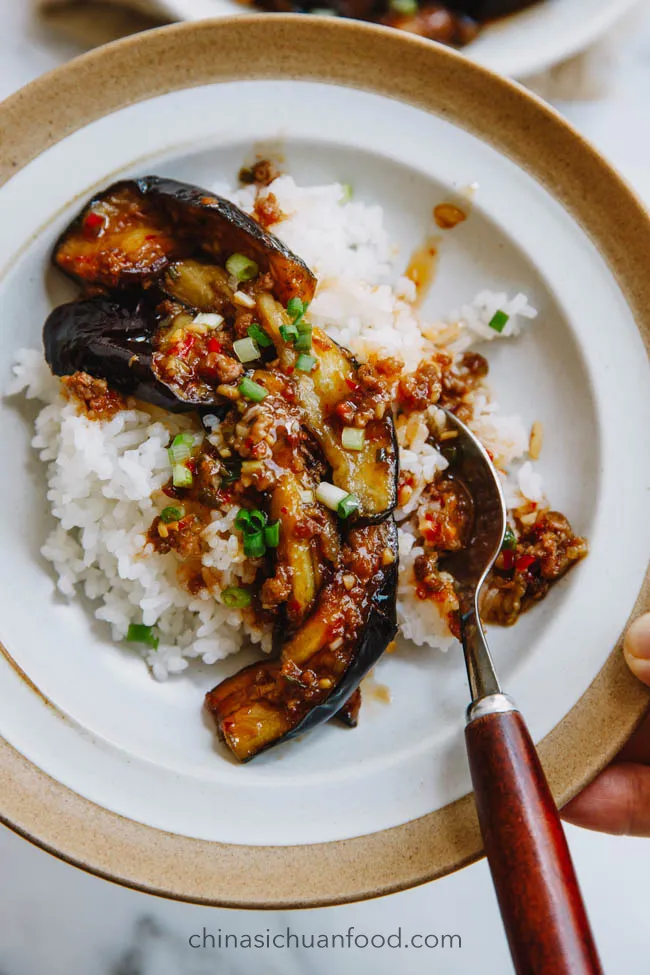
left=617, top=711, right=650, bottom=764
left=562, top=763, right=650, bottom=836
left=623, top=614, right=650, bottom=687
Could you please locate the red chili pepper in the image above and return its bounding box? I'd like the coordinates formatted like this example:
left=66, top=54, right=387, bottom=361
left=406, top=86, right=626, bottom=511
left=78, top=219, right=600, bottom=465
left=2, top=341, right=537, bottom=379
left=187, top=458, right=197, bottom=474
left=144, top=234, right=159, bottom=241
left=345, top=378, right=360, bottom=392
left=207, top=337, right=222, bottom=354
left=280, top=506, right=288, bottom=515
left=83, top=211, right=104, bottom=233
left=285, top=366, right=295, bottom=375
left=424, top=512, right=434, bottom=521
left=501, top=549, right=515, bottom=571
left=287, top=600, right=301, bottom=615
left=515, top=554, right=536, bottom=572
left=177, top=334, right=195, bottom=359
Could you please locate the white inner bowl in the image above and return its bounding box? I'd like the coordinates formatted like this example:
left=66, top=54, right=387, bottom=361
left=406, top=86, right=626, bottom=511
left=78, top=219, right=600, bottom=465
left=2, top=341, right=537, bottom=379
left=1, top=80, right=649, bottom=846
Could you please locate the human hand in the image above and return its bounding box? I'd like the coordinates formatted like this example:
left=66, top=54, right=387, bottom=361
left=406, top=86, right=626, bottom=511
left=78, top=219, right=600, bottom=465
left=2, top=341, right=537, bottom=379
left=562, top=614, right=650, bottom=836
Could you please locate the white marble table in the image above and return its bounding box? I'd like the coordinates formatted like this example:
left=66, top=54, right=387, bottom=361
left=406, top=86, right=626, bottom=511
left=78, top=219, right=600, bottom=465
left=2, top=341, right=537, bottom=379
left=2, top=3, right=650, bottom=973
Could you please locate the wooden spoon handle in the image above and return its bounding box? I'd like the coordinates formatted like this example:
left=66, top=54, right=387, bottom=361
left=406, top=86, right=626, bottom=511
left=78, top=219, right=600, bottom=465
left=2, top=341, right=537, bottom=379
left=465, top=702, right=603, bottom=975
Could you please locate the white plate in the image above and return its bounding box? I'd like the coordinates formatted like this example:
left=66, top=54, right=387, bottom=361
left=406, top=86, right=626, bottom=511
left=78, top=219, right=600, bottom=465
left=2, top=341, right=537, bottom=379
left=157, top=0, right=641, bottom=78
left=1, top=76, right=649, bottom=846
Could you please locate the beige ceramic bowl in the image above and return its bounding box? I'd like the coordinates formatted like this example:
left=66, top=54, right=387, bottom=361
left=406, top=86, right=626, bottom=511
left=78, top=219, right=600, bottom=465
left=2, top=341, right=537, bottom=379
left=0, top=16, right=649, bottom=908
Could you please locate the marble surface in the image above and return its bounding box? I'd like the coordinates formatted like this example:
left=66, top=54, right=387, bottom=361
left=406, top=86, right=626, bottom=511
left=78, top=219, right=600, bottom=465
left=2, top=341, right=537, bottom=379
left=2, top=3, right=650, bottom=972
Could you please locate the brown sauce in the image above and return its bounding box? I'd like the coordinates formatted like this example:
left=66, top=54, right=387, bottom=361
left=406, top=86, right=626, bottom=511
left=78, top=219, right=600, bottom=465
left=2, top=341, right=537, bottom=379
left=405, top=236, right=439, bottom=304
left=434, top=203, right=467, bottom=230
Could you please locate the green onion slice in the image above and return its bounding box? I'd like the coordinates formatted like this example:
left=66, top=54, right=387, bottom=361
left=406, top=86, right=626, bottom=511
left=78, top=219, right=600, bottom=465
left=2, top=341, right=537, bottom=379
left=340, top=183, right=353, bottom=203
left=280, top=323, right=298, bottom=344
left=238, top=377, right=268, bottom=402
left=286, top=297, right=304, bottom=318
left=488, top=309, right=509, bottom=334
left=233, top=337, right=260, bottom=363
left=315, top=481, right=349, bottom=511
left=225, top=253, right=259, bottom=282
left=160, top=505, right=185, bottom=524
left=296, top=353, right=316, bottom=373
left=502, top=525, right=517, bottom=551
left=243, top=530, right=266, bottom=558
left=126, top=623, right=159, bottom=650
left=168, top=431, right=203, bottom=465
left=248, top=323, right=273, bottom=348
left=294, top=324, right=313, bottom=351
left=172, top=464, right=193, bottom=488
left=337, top=493, right=360, bottom=519
left=221, top=586, right=252, bottom=608
left=389, top=0, right=418, bottom=12
left=264, top=521, right=280, bottom=547
left=342, top=427, right=365, bottom=451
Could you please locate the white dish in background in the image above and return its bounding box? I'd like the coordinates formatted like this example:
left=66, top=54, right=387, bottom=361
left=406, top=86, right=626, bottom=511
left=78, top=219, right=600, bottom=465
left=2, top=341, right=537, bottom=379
left=155, top=0, right=641, bottom=78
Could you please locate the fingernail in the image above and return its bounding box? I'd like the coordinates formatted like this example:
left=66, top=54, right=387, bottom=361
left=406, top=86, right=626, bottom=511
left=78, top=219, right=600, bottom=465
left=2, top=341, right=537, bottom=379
left=624, top=614, right=650, bottom=686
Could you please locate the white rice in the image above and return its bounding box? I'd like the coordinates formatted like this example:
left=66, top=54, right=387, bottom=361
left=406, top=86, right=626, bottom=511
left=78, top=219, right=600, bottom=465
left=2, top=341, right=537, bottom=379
left=10, top=173, right=543, bottom=677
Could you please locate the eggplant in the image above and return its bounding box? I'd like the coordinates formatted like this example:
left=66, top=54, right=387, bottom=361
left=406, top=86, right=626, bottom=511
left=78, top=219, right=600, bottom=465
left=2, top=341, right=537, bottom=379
left=42, top=295, right=195, bottom=413
left=205, top=519, right=398, bottom=762
left=54, top=177, right=316, bottom=306
left=257, top=294, right=398, bottom=522
left=335, top=687, right=362, bottom=728
left=455, top=0, right=535, bottom=18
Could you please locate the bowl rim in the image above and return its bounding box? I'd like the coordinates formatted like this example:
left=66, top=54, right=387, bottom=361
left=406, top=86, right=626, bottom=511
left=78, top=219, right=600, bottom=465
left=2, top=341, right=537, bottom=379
left=1, top=14, right=649, bottom=909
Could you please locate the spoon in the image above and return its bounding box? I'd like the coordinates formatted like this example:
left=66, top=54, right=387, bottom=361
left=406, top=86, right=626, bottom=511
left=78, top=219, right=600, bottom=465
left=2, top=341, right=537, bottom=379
left=439, top=408, right=603, bottom=975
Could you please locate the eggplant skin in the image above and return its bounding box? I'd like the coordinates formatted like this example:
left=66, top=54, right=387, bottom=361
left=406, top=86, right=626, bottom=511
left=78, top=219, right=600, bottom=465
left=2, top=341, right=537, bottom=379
left=205, top=519, right=398, bottom=762
left=53, top=176, right=316, bottom=306
left=334, top=687, right=362, bottom=728
left=43, top=296, right=193, bottom=413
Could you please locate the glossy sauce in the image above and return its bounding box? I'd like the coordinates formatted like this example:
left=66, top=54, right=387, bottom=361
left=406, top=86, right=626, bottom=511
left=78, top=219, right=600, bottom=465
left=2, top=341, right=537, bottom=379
left=434, top=202, right=467, bottom=230
left=405, top=236, right=440, bottom=305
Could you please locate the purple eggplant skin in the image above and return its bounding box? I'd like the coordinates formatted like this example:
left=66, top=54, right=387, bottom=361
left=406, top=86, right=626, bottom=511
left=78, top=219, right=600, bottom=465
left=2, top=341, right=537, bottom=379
left=286, top=530, right=398, bottom=742
left=43, top=296, right=194, bottom=413
left=454, top=0, right=536, bottom=18
left=53, top=176, right=316, bottom=305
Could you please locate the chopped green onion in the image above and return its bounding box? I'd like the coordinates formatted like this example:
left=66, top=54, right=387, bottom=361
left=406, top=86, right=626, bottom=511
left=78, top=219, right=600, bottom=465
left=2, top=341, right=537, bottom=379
left=296, top=353, right=316, bottom=373
left=249, top=509, right=268, bottom=532
left=488, top=309, right=509, bottom=334
left=338, top=493, right=360, bottom=519
left=233, top=337, right=260, bottom=363
left=294, top=324, right=313, bottom=351
left=342, top=427, right=365, bottom=451
left=126, top=623, right=159, bottom=650
left=286, top=297, right=304, bottom=318
left=244, top=530, right=266, bottom=558
left=172, top=464, right=193, bottom=488
left=193, top=312, right=223, bottom=328
left=502, top=525, right=517, bottom=551
left=340, top=183, right=353, bottom=203
left=160, top=505, right=185, bottom=523
left=316, top=481, right=349, bottom=511
left=390, top=0, right=418, bottom=12
left=168, top=431, right=203, bottom=465
left=300, top=489, right=314, bottom=504
left=280, top=323, right=298, bottom=344
left=235, top=508, right=252, bottom=532
left=225, top=253, right=258, bottom=282
left=248, top=323, right=273, bottom=348
left=233, top=290, right=256, bottom=309
left=236, top=507, right=267, bottom=534
left=238, top=377, right=268, bottom=402
left=221, top=586, right=252, bottom=608
left=264, top=521, right=280, bottom=548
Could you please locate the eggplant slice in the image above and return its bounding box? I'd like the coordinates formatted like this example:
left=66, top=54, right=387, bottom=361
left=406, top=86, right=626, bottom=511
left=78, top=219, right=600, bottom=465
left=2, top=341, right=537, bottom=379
left=43, top=296, right=194, bottom=413
left=54, top=177, right=316, bottom=305
left=205, top=519, right=398, bottom=762
left=257, top=293, right=398, bottom=522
